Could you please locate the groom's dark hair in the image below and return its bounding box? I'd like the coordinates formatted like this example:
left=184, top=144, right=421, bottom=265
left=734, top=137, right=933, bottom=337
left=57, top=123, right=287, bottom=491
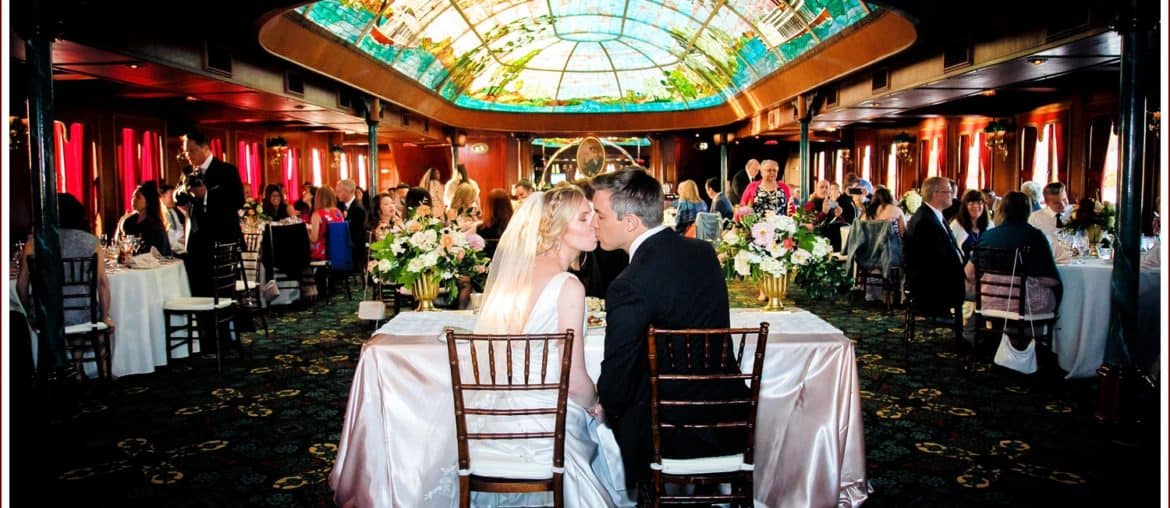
left=591, top=168, right=663, bottom=228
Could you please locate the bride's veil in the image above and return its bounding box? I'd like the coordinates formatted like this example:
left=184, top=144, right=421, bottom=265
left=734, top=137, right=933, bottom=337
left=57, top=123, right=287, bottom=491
left=474, top=192, right=545, bottom=334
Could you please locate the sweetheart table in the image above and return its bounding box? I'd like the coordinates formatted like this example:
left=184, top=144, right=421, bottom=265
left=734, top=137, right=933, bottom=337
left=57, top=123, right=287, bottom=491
left=330, top=308, right=868, bottom=508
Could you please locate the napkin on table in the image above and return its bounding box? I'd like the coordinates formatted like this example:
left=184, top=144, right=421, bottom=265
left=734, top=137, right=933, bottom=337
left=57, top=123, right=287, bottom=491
left=130, top=253, right=161, bottom=269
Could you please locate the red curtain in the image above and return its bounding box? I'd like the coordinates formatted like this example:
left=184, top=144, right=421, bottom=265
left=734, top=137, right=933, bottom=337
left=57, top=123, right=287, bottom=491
left=1052, top=122, right=1065, bottom=185
left=120, top=128, right=138, bottom=210
left=140, top=130, right=158, bottom=184
left=52, top=121, right=85, bottom=199
left=238, top=140, right=261, bottom=198
left=283, top=148, right=300, bottom=200
left=210, top=138, right=224, bottom=160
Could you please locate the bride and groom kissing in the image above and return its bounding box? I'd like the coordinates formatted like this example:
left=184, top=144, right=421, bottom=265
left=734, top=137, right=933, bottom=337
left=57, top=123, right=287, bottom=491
left=472, top=169, right=748, bottom=506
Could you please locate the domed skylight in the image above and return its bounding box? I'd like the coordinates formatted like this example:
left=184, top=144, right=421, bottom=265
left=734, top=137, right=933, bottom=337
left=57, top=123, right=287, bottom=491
left=297, top=0, right=875, bottom=113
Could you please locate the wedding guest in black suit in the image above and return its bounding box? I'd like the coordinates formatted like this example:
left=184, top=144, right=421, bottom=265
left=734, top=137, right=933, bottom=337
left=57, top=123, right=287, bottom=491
left=182, top=130, right=244, bottom=295
left=335, top=179, right=367, bottom=268
left=727, top=158, right=759, bottom=206
left=905, top=176, right=966, bottom=324
left=592, top=169, right=747, bottom=492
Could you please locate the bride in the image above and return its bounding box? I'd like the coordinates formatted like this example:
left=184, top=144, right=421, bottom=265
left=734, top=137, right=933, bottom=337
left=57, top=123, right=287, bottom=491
left=470, top=185, right=632, bottom=507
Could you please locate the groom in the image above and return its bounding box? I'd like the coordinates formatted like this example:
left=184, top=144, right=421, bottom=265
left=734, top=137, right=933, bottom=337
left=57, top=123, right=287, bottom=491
left=591, top=169, right=748, bottom=492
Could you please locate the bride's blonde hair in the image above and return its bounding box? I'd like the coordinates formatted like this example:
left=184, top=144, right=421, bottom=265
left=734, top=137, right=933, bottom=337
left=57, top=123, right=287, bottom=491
left=475, top=184, right=588, bottom=334
left=537, top=185, right=587, bottom=265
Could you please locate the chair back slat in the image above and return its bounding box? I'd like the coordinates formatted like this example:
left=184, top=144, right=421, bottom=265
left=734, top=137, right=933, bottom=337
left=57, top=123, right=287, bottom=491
left=973, top=246, right=1029, bottom=316
left=647, top=323, right=769, bottom=464
left=445, top=329, right=574, bottom=486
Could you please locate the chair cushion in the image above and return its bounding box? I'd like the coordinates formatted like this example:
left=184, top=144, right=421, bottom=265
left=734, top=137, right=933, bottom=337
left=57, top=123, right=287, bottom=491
left=468, top=457, right=553, bottom=480
left=977, top=309, right=1055, bottom=321
left=163, top=297, right=234, bottom=311
left=64, top=321, right=109, bottom=334
left=653, top=453, right=747, bottom=475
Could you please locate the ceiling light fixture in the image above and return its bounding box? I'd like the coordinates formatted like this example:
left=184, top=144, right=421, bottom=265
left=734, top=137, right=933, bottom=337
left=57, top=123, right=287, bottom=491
left=1028, top=57, right=1048, bottom=66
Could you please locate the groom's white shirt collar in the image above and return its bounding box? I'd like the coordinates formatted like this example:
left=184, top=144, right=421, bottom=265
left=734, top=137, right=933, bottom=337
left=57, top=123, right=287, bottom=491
left=628, top=225, right=668, bottom=261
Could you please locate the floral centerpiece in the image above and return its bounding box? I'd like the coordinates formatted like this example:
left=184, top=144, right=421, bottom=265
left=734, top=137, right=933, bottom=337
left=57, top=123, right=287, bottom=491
left=717, top=209, right=834, bottom=310
left=367, top=204, right=490, bottom=311
left=1061, top=198, right=1116, bottom=256
left=899, top=189, right=923, bottom=214
left=240, top=197, right=270, bottom=226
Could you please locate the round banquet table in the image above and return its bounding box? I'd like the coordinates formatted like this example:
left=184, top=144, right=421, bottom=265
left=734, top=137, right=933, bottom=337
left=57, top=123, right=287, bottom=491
left=22, top=259, right=195, bottom=378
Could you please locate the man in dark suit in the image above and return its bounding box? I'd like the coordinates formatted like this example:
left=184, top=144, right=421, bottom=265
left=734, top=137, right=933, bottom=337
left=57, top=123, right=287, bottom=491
left=592, top=169, right=747, bottom=492
left=334, top=179, right=367, bottom=268
left=727, top=158, right=759, bottom=206
left=904, top=176, right=966, bottom=326
left=181, top=130, right=245, bottom=351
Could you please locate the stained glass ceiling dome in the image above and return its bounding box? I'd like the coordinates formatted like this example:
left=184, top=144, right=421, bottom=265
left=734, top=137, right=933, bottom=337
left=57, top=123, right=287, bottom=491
left=297, top=0, right=875, bottom=114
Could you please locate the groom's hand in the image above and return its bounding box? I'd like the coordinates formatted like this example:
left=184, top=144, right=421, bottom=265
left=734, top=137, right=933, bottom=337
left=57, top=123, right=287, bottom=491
left=587, top=402, right=606, bottom=424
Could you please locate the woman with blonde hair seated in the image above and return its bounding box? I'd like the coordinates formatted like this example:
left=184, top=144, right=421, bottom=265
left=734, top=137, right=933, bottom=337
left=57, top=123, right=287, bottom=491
left=671, top=179, right=708, bottom=234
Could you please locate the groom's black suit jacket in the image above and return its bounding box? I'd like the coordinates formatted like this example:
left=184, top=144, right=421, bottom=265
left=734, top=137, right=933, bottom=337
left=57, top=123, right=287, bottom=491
left=598, top=228, right=748, bottom=490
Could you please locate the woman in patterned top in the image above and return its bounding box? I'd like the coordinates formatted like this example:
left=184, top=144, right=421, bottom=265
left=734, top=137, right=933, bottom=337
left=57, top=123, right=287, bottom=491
left=746, top=159, right=789, bottom=217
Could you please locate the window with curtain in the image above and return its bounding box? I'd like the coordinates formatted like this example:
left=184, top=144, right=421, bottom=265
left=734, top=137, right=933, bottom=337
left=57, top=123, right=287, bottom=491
left=834, top=149, right=845, bottom=185
left=1031, top=123, right=1060, bottom=185
left=886, top=143, right=897, bottom=195
left=357, top=154, right=367, bottom=187
left=816, top=151, right=827, bottom=181
left=927, top=137, right=940, bottom=178
left=210, top=138, right=224, bottom=160
left=237, top=140, right=261, bottom=198
left=117, top=128, right=160, bottom=210
left=283, top=147, right=301, bottom=202
left=1100, top=124, right=1119, bottom=203
left=860, top=145, right=871, bottom=181
left=53, top=121, right=85, bottom=199
left=311, top=148, right=323, bottom=187
left=340, top=151, right=350, bottom=181
left=964, top=131, right=983, bottom=192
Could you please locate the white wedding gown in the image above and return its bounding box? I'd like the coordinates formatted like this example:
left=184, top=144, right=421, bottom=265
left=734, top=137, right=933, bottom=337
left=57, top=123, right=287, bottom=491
left=468, top=272, right=633, bottom=507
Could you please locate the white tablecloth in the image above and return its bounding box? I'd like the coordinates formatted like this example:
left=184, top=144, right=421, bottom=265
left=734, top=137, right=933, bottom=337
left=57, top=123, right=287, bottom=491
left=21, top=260, right=195, bottom=378
left=107, top=260, right=195, bottom=376
left=330, top=308, right=868, bottom=508
left=1054, top=259, right=1113, bottom=378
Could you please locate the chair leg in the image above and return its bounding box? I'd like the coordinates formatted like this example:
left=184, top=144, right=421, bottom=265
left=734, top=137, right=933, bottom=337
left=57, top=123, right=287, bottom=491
left=552, top=474, right=564, bottom=508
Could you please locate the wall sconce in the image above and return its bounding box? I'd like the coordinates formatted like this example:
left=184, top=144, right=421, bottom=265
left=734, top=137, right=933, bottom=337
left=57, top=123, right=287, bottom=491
left=1150, top=111, right=1161, bottom=135
left=893, top=132, right=915, bottom=163
left=712, top=133, right=723, bottom=145
left=984, top=120, right=1010, bottom=160
left=455, top=133, right=467, bottom=146
left=266, top=136, right=289, bottom=167
left=329, top=144, right=344, bottom=171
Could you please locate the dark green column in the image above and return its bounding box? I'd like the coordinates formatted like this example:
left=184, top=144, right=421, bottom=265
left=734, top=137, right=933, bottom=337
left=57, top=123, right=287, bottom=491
left=25, top=28, right=68, bottom=371
left=799, top=118, right=811, bottom=203
left=366, top=98, right=380, bottom=193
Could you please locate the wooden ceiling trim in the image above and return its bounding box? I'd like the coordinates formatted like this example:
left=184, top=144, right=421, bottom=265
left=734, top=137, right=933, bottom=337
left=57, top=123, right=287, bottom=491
left=258, top=10, right=916, bottom=134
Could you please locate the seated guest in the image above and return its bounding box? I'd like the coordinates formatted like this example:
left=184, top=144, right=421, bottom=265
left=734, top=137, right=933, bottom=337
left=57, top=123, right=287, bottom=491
left=17, top=193, right=114, bottom=380
left=818, top=181, right=857, bottom=251
left=160, top=183, right=187, bottom=254
left=262, top=183, right=296, bottom=221
left=446, top=182, right=481, bottom=226
left=476, top=188, right=513, bottom=259
left=904, top=176, right=965, bottom=318
left=981, top=189, right=1000, bottom=225
left=1021, top=181, right=1044, bottom=212
left=366, top=192, right=401, bottom=242
left=965, top=191, right=1062, bottom=316
left=297, top=186, right=317, bottom=222
left=864, top=187, right=907, bottom=237
left=117, top=180, right=171, bottom=256
left=308, top=186, right=344, bottom=262
left=942, top=180, right=962, bottom=223
left=950, top=190, right=994, bottom=262
left=704, top=177, right=734, bottom=220
left=804, top=179, right=831, bottom=220
left=672, top=179, right=708, bottom=234
left=1028, top=182, right=1071, bottom=239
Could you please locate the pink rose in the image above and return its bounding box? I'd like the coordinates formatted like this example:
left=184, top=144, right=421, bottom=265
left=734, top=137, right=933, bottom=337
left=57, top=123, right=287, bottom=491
left=466, top=233, right=486, bottom=251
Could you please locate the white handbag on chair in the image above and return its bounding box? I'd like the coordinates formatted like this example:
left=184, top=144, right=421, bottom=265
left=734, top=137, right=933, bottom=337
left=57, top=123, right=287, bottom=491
left=992, top=249, right=1037, bottom=374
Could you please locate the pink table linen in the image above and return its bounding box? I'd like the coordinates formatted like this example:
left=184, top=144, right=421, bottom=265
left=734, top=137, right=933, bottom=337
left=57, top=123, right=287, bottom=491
left=330, top=309, right=868, bottom=507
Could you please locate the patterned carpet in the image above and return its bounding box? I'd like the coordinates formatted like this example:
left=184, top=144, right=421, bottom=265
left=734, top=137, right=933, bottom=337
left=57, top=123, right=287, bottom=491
left=9, top=282, right=1158, bottom=506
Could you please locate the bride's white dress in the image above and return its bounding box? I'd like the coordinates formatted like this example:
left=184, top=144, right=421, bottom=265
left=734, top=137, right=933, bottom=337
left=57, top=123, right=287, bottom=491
left=468, top=272, right=632, bottom=507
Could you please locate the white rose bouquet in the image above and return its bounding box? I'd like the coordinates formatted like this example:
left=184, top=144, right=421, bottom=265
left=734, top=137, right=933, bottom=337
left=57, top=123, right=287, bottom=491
left=367, top=204, right=490, bottom=295
left=717, top=209, right=833, bottom=281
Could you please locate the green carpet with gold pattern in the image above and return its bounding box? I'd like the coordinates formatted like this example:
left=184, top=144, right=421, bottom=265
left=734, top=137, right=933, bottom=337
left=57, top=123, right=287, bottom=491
left=9, top=282, right=1157, bottom=506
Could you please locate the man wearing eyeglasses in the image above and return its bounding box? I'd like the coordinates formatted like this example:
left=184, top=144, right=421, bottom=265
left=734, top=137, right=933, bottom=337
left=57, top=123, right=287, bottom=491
left=904, top=176, right=967, bottom=338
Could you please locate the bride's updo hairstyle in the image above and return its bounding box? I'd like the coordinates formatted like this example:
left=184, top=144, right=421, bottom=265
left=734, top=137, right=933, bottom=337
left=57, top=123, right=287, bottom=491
left=536, top=184, right=588, bottom=261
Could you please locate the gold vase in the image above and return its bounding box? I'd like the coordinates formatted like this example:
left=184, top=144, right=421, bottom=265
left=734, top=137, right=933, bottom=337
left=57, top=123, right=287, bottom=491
left=413, top=274, right=440, bottom=312
left=1086, top=225, right=1102, bottom=257
left=759, top=270, right=797, bottom=311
